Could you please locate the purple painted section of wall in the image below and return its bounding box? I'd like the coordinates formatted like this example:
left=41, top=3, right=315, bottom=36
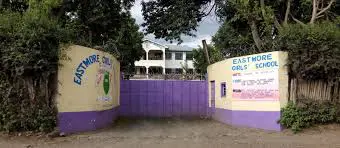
left=58, top=107, right=119, bottom=134
left=212, top=108, right=232, bottom=124
left=119, top=80, right=209, bottom=117
left=232, top=110, right=282, bottom=131
left=213, top=108, right=282, bottom=131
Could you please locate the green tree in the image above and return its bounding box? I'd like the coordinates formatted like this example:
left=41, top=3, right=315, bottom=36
left=53, top=0, right=143, bottom=73
left=0, top=0, right=70, bottom=132
left=275, top=19, right=340, bottom=81
left=110, top=15, right=144, bottom=74
left=0, top=0, right=143, bottom=132
left=141, top=0, right=339, bottom=50
left=212, top=21, right=255, bottom=58
left=193, top=45, right=223, bottom=75
left=1, top=0, right=144, bottom=73
left=141, top=0, right=340, bottom=82
left=141, top=0, right=212, bottom=43
left=213, top=0, right=339, bottom=58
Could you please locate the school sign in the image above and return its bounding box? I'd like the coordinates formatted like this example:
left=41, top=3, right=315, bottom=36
left=57, top=45, right=120, bottom=133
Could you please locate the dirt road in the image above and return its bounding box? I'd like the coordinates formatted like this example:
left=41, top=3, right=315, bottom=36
left=1, top=118, right=340, bottom=148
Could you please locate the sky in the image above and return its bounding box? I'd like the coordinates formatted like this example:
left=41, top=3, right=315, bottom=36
left=130, top=0, right=221, bottom=48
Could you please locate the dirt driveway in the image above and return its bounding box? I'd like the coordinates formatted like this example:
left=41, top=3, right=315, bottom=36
left=1, top=118, right=340, bottom=148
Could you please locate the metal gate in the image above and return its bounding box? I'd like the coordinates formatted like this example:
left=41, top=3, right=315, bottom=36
left=119, top=80, right=209, bottom=118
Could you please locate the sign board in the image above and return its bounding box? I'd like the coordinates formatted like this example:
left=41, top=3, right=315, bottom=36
left=57, top=45, right=120, bottom=112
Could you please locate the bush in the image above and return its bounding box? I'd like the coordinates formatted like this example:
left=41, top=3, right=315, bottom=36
left=0, top=11, right=70, bottom=132
left=279, top=99, right=340, bottom=133
left=275, top=20, right=340, bottom=81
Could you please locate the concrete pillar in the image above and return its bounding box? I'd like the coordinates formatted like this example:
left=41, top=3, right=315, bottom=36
left=136, top=67, right=140, bottom=75
left=162, top=50, right=165, bottom=60
left=146, top=51, right=149, bottom=60
left=162, top=67, right=165, bottom=74
left=183, top=52, right=186, bottom=61
left=146, top=66, right=149, bottom=79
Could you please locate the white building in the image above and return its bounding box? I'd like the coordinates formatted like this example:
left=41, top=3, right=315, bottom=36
left=134, top=39, right=195, bottom=76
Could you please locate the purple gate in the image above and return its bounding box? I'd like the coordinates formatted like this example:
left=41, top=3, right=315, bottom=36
left=119, top=80, right=209, bottom=117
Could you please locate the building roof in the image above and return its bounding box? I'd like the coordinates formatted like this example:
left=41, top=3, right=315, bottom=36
left=143, top=38, right=194, bottom=52
left=143, top=39, right=168, bottom=48
left=165, top=44, right=193, bottom=52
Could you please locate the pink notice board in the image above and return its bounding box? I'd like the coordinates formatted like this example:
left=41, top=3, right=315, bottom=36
left=232, top=70, right=279, bottom=101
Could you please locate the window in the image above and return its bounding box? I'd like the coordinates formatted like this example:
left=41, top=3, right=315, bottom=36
left=186, top=52, right=193, bottom=60
left=175, top=52, right=183, bottom=60
left=166, top=52, right=172, bottom=60
left=165, top=68, right=173, bottom=74
left=140, top=68, right=146, bottom=74
left=135, top=67, right=146, bottom=74
left=186, top=69, right=194, bottom=74
left=175, top=68, right=183, bottom=74
left=221, top=82, right=226, bottom=97
left=148, top=51, right=163, bottom=60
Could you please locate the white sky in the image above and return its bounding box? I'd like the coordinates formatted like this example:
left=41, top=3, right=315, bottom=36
left=130, top=0, right=221, bottom=48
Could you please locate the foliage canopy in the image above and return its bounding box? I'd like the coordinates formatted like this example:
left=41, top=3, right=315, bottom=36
left=0, top=9, right=68, bottom=132
left=0, top=0, right=143, bottom=132
left=275, top=20, right=340, bottom=81
left=141, top=0, right=340, bottom=81
left=192, top=44, right=223, bottom=75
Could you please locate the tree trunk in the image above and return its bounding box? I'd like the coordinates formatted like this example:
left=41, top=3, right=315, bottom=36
left=291, top=14, right=306, bottom=26
left=202, top=40, right=210, bottom=65
left=260, top=0, right=266, bottom=19
left=311, top=0, right=335, bottom=23
left=274, top=16, right=282, bottom=30
left=310, top=0, right=318, bottom=24
left=25, top=77, right=35, bottom=103
left=261, top=0, right=281, bottom=30
left=249, top=20, right=263, bottom=52
left=284, top=0, right=291, bottom=25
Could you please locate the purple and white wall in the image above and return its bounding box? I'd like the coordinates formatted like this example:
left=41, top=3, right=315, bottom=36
left=57, top=47, right=287, bottom=134
left=207, top=51, right=289, bottom=131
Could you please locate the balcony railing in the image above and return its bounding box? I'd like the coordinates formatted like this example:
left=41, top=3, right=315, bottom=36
left=148, top=56, right=163, bottom=60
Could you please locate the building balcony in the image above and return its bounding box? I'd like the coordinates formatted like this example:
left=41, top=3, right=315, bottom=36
left=135, top=60, right=165, bottom=67
left=148, top=56, right=163, bottom=60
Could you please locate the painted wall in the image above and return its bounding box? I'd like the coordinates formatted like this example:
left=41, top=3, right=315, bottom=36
left=207, top=51, right=288, bottom=131
left=165, top=52, right=194, bottom=69
left=119, top=80, right=209, bottom=117
left=57, top=45, right=120, bottom=134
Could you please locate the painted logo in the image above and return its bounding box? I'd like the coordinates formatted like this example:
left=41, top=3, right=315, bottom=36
left=94, top=55, right=114, bottom=103
left=103, top=71, right=110, bottom=95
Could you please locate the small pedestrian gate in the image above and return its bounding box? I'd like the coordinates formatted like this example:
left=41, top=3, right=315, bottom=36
left=210, top=81, right=215, bottom=116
